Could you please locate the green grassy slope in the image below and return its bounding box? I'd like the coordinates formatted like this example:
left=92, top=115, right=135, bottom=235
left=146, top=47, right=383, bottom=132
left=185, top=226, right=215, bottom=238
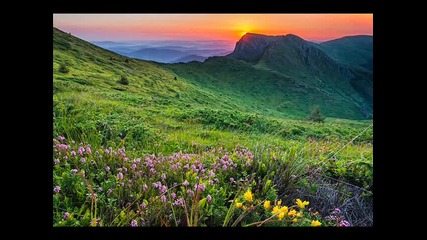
left=53, top=27, right=373, bottom=153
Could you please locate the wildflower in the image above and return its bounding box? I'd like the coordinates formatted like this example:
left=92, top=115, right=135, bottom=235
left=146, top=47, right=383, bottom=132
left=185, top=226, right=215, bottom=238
left=131, top=163, right=137, bottom=171
left=171, top=193, right=177, bottom=199
left=143, top=184, right=148, bottom=191
left=89, top=193, right=97, bottom=199
left=207, top=195, right=212, bottom=202
left=54, top=159, right=60, bottom=165
left=63, top=155, right=68, bottom=160
left=86, top=146, right=92, bottom=154
left=105, top=166, right=110, bottom=173
left=195, top=183, right=206, bottom=192
left=80, top=158, right=86, bottom=163
left=288, top=209, right=297, bottom=218
left=242, top=206, right=248, bottom=212
left=130, top=220, right=138, bottom=227
left=209, top=180, right=214, bottom=185
left=325, top=216, right=331, bottom=221
left=117, top=172, right=123, bottom=180
left=277, top=199, right=282, bottom=206
left=243, top=189, right=253, bottom=203
left=230, top=178, right=235, bottom=183
left=78, top=147, right=85, bottom=156
left=245, top=161, right=251, bottom=167
left=187, top=189, right=194, bottom=196
left=98, top=187, right=103, bottom=192
left=183, top=180, right=189, bottom=187
left=296, top=199, right=309, bottom=209
left=278, top=212, right=285, bottom=220
left=292, top=218, right=298, bottom=223
left=141, top=202, right=147, bottom=209
left=333, top=208, right=341, bottom=214
left=264, top=200, right=271, bottom=210
left=161, top=195, right=167, bottom=202
left=58, top=136, right=65, bottom=142
left=340, top=220, right=351, bottom=227
left=209, top=170, right=215, bottom=177
left=311, top=220, right=322, bottom=227
left=107, top=189, right=113, bottom=195
left=173, top=198, right=184, bottom=207
left=296, top=211, right=303, bottom=218
left=63, top=212, right=70, bottom=220
left=70, top=151, right=76, bottom=157
left=160, top=185, right=167, bottom=193
left=235, top=200, right=243, bottom=208
left=53, top=186, right=61, bottom=194
left=161, top=174, right=166, bottom=181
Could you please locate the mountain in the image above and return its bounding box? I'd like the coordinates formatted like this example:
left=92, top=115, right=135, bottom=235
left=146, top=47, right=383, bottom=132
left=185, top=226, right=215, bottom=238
left=53, top=28, right=372, bottom=120
left=225, top=33, right=373, bottom=118
left=171, top=55, right=207, bottom=63
left=319, top=35, right=373, bottom=71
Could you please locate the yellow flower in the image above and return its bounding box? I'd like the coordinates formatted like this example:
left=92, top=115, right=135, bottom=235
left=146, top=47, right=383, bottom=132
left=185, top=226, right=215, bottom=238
left=278, top=212, right=285, bottom=220
left=292, top=218, right=298, bottom=223
left=288, top=209, right=297, bottom=217
left=242, top=206, right=247, bottom=211
left=277, top=199, right=282, bottom=206
left=296, top=199, right=309, bottom=209
left=272, top=206, right=280, bottom=215
left=264, top=200, right=271, bottom=210
left=311, top=220, right=322, bottom=227
left=235, top=200, right=243, bottom=208
left=243, top=189, right=253, bottom=203
left=279, top=206, right=288, bottom=216
left=296, top=211, right=303, bottom=218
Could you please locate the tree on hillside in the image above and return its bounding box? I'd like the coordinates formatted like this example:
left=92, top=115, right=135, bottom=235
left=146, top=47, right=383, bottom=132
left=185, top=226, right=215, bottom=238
left=58, top=63, right=69, bottom=73
left=308, top=105, right=325, bottom=123
left=118, top=76, right=129, bottom=85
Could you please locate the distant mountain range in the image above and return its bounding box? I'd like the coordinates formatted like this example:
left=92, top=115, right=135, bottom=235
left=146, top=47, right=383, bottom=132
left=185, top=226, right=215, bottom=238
left=92, top=40, right=233, bottom=63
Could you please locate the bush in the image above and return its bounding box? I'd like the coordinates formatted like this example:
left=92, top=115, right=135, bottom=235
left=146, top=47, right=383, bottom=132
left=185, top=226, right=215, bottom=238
left=118, top=76, right=129, bottom=85
left=58, top=64, right=69, bottom=73
left=308, top=106, right=325, bottom=123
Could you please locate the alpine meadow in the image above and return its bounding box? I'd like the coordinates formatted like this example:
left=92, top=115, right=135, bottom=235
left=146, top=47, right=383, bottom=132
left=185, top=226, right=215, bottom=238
left=53, top=15, right=373, bottom=227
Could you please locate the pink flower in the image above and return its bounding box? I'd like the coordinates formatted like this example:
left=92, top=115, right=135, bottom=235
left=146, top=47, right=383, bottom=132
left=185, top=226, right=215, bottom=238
left=105, top=166, right=110, bottom=172
left=63, top=212, right=70, bottom=220
left=53, top=186, right=61, bottom=193
left=117, top=172, right=123, bottom=180
left=161, top=195, right=167, bottom=202
left=183, top=180, right=189, bottom=187
left=70, top=151, right=76, bottom=157
left=207, top=195, right=212, bottom=202
left=130, top=220, right=138, bottom=227
left=80, top=158, right=86, bottom=163
left=143, top=184, right=148, bottom=191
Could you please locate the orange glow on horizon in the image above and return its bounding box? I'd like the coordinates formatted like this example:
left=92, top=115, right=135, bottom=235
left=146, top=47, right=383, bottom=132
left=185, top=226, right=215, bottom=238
left=53, top=14, right=373, bottom=43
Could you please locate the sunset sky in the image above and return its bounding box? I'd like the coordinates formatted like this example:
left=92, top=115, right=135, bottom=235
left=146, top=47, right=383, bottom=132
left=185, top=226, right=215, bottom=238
left=53, top=14, right=373, bottom=43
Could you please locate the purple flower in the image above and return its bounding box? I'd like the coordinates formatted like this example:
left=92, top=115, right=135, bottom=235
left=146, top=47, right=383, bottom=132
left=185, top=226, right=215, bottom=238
left=171, top=192, right=176, bottom=199
left=141, top=202, right=147, bottom=209
left=173, top=198, right=184, bottom=207
left=131, top=163, right=137, bottom=171
left=209, top=170, right=215, bottom=178
left=207, top=195, right=212, bottom=202
left=89, top=193, right=97, bottom=199
left=245, top=161, right=251, bottom=167
left=105, top=166, right=110, bottom=173
left=63, top=212, right=70, bottom=220
left=80, top=158, right=86, bottom=163
left=325, top=216, right=331, bottom=221
left=71, top=169, right=78, bottom=175
left=161, top=173, right=166, bottom=181
left=187, top=189, right=194, bottom=196
left=161, top=195, right=167, bottom=202
left=78, top=147, right=85, bottom=156
left=209, top=180, right=214, bottom=185
left=194, top=183, right=206, bottom=192
left=160, top=185, right=167, bottom=193
left=183, top=180, right=189, bottom=187
left=117, top=172, right=123, bottom=180
left=62, top=155, right=68, bottom=160
left=105, top=149, right=110, bottom=154
left=53, top=186, right=61, bottom=194
left=340, top=220, right=351, bottom=227
left=54, top=159, right=60, bottom=165
left=58, top=136, right=65, bottom=142
left=130, top=220, right=138, bottom=227
left=143, top=184, right=148, bottom=191
left=70, top=151, right=76, bottom=157
left=86, top=146, right=92, bottom=154
left=333, top=208, right=341, bottom=214
left=223, top=165, right=227, bottom=170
